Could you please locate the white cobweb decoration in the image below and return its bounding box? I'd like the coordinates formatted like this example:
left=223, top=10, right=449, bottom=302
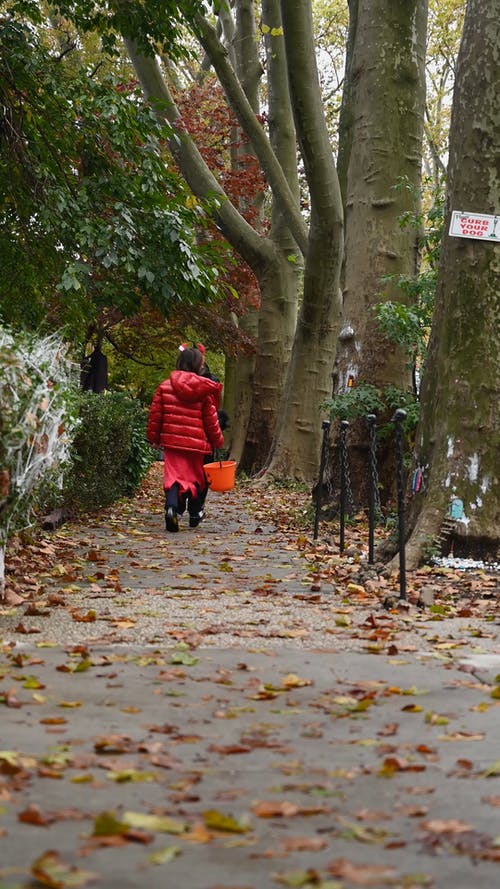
left=0, top=327, right=78, bottom=599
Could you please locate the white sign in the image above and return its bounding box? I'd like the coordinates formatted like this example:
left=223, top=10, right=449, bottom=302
left=449, top=211, right=500, bottom=242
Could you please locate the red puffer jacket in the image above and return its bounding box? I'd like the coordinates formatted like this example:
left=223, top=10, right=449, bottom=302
left=147, top=371, right=224, bottom=454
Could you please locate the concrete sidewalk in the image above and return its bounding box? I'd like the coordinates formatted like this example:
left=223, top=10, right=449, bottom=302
left=1, top=644, right=500, bottom=888
left=1, top=471, right=500, bottom=887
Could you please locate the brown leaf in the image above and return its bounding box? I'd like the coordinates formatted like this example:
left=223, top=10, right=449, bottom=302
left=354, top=809, right=391, bottom=822
left=71, top=610, right=97, bottom=623
left=379, top=756, right=426, bottom=775
left=94, top=734, right=132, bottom=754
left=3, top=688, right=23, bottom=708
left=280, top=836, right=328, bottom=852
left=377, top=722, right=399, bottom=737
left=394, top=804, right=429, bottom=817
left=251, top=800, right=329, bottom=818
left=18, top=804, right=54, bottom=826
left=208, top=744, right=252, bottom=755
left=31, top=850, right=98, bottom=887
left=327, top=858, right=396, bottom=885
left=421, top=818, right=472, bottom=834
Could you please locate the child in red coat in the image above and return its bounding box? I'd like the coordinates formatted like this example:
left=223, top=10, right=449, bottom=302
left=147, top=346, right=224, bottom=532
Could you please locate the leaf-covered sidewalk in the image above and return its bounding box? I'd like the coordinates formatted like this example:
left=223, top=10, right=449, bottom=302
left=1, top=465, right=500, bottom=888
left=2, top=463, right=498, bottom=651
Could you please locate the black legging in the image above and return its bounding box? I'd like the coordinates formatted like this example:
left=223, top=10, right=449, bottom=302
left=165, top=482, right=208, bottom=517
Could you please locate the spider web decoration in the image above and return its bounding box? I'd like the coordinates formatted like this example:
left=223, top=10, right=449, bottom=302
left=0, top=327, right=78, bottom=596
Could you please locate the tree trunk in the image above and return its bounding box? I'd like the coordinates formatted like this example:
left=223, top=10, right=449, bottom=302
left=405, top=0, right=500, bottom=569
left=240, top=256, right=299, bottom=472
left=239, top=0, right=301, bottom=471
left=335, top=0, right=428, bottom=504
left=227, top=307, right=258, bottom=465
left=265, top=0, right=344, bottom=482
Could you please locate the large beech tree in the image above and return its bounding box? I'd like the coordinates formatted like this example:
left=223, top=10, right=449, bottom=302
left=334, top=0, right=428, bottom=500
left=405, top=0, right=499, bottom=567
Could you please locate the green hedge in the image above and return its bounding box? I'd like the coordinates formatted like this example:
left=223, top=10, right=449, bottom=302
left=65, top=392, right=155, bottom=512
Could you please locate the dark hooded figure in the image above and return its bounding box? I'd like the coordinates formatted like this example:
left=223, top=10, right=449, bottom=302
left=80, top=345, right=108, bottom=393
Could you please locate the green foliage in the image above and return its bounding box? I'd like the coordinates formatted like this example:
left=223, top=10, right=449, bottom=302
left=0, top=15, right=224, bottom=343
left=381, top=386, right=420, bottom=439
left=324, top=384, right=385, bottom=422
left=64, top=392, right=155, bottom=512
left=376, top=181, right=444, bottom=378
left=6, top=0, right=207, bottom=58
left=323, top=382, right=419, bottom=440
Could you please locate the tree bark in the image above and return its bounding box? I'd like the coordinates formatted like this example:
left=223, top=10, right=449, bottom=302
left=405, top=0, right=500, bottom=568
left=265, top=0, right=344, bottom=482
left=335, top=0, right=428, bottom=503
left=239, top=0, right=301, bottom=471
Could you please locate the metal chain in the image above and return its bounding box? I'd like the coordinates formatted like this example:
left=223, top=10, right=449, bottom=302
left=324, top=438, right=336, bottom=501
left=368, top=420, right=383, bottom=520
left=340, top=427, right=356, bottom=516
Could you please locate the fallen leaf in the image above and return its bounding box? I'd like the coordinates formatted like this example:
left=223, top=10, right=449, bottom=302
left=19, top=804, right=54, bottom=826
left=252, top=801, right=329, bottom=818
left=148, top=845, right=182, bottom=865
left=326, top=857, right=396, bottom=885
left=122, top=812, right=187, bottom=834
left=31, top=850, right=98, bottom=888
left=203, top=809, right=250, bottom=833
left=280, top=836, right=328, bottom=852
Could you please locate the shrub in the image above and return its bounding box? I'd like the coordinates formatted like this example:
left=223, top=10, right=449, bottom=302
left=65, top=391, right=155, bottom=512
left=323, top=382, right=419, bottom=443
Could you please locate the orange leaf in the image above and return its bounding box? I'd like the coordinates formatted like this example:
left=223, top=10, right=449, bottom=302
left=19, top=804, right=54, bottom=826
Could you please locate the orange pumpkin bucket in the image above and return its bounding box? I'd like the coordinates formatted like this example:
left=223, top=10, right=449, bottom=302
left=204, top=460, right=237, bottom=492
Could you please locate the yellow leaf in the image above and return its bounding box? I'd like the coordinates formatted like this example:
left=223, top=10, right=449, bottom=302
left=92, top=811, right=128, bottom=836
left=203, top=809, right=250, bottom=833
left=282, top=673, right=312, bottom=688
left=347, top=583, right=366, bottom=595
left=148, top=845, right=182, bottom=865
left=122, top=812, right=187, bottom=834
left=425, top=711, right=449, bottom=725
left=107, top=770, right=156, bottom=783
left=31, top=850, right=97, bottom=888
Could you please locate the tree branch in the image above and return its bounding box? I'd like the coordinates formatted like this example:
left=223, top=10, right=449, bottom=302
left=193, top=12, right=308, bottom=256
left=279, top=0, right=343, bottom=228
left=124, top=37, right=275, bottom=272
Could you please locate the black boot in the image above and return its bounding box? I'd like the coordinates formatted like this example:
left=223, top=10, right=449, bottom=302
left=165, top=484, right=180, bottom=532
left=166, top=506, right=179, bottom=533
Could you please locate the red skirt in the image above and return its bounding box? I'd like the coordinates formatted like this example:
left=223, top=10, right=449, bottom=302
left=163, top=448, right=207, bottom=498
